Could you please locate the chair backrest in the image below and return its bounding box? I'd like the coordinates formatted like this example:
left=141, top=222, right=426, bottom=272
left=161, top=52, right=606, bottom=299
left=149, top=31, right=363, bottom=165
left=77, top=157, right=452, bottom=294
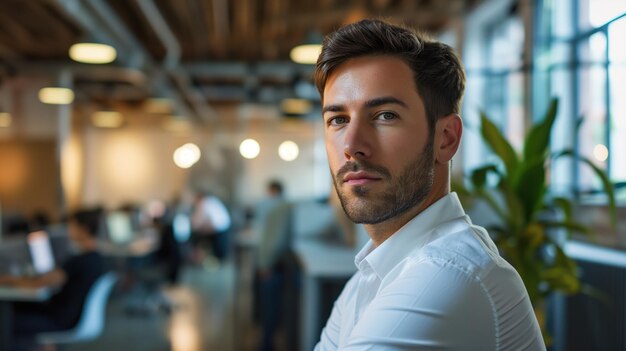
left=36, top=271, right=118, bottom=345
left=71, top=271, right=118, bottom=339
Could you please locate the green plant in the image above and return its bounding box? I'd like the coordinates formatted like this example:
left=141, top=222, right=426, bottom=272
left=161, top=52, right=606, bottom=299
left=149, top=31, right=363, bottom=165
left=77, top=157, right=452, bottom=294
left=454, top=98, right=617, bottom=307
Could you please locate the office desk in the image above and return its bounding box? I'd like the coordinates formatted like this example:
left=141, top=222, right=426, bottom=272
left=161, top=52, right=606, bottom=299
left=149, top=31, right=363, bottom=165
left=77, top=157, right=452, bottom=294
left=294, top=239, right=357, bottom=351
left=0, top=286, right=52, bottom=351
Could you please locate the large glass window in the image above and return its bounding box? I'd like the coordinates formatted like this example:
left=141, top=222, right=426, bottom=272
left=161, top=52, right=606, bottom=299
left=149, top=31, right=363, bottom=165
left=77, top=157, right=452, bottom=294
left=536, top=0, right=626, bottom=201
left=462, top=0, right=527, bottom=175
left=485, top=15, right=526, bottom=151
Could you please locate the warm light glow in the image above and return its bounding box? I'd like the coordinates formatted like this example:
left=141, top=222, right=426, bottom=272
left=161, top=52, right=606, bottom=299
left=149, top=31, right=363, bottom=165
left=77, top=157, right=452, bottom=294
left=278, top=140, right=299, bottom=161
left=162, top=117, right=192, bottom=132
left=0, top=112, right=10, bottom=127
left=69, top=42, right=117, bottom=64
left=99, top=135, right=154, bottom=196
left=165, top=287, right=203, bottom=351
left=593, top=143, right=609, bottom=162
left=170, top=320, right=201, bottom=351
left=173, top=143, right=201, bottom=168
left=91, top=111, right=124, bottom=128
left=239, top=138, right=260, bottom=159
left=144, top=98, right=172, bottom=114
left=290, top=44, right=322, bottom=64
left=38, top=87, right=74, bottom=105
left=280, top=98, right=313, bottom=115
left=61, top=132, right=83, bottom=209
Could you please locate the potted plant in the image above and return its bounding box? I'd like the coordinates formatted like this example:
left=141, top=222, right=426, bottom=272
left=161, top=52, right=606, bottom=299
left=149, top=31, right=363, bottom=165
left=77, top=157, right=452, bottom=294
left=453, top=98, right=617, bottom=339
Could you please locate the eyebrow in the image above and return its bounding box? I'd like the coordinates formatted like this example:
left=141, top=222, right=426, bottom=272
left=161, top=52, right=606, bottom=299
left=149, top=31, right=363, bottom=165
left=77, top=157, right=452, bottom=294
left=322, top=96, right=409, bottom=115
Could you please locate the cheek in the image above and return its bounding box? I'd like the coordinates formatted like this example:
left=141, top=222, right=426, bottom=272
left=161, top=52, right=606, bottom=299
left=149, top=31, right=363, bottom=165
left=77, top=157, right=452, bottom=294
left=325, top=137, right=343, bottom=170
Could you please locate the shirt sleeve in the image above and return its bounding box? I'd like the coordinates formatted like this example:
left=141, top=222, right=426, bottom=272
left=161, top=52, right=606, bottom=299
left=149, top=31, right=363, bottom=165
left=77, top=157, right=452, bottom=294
left=342, top=259, right=497, bottom=351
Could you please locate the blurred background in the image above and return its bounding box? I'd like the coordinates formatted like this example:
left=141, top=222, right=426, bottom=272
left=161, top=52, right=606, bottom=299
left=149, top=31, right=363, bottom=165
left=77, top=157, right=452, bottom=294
left=0, top=0, right=625, bottom=350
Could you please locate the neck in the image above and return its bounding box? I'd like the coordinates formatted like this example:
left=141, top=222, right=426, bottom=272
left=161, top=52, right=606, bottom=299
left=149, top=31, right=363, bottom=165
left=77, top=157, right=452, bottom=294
left=365, top=166, right=450, bottom=247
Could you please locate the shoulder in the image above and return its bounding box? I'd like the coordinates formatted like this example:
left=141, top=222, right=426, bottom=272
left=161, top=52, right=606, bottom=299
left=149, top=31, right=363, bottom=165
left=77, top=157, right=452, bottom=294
left=386, top=219, right=530, bottom=315
left=412, top=218, right=512, bottom=281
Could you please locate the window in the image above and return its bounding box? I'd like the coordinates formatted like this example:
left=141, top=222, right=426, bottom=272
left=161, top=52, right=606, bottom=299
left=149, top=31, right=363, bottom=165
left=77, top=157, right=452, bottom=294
left=535, top=0, right=626, bottom=201
left=462, top=0, right=527, bottom=173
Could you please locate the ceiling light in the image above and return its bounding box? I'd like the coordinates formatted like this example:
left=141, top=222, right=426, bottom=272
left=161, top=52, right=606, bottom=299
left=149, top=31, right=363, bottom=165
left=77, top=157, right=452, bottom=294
left=144, top=98, right=172, bottom=114
left=162, top=117, right=191, bottom=132
left=0, top=112, right=11, bottom=127
left=239, top=138, right=260, bottom=159
left=278, top=140, right=299, bottom=161
left=280, top=98, right=313, bottom=115
left=92, top=110, right=124, bottom=128
left=38, top=87, right=74, bottom=105
left=69, top=43, right=117, bottom=64
left=290, top=44, right=322, bottom=64
left=173, top=143, right=201, bottom=169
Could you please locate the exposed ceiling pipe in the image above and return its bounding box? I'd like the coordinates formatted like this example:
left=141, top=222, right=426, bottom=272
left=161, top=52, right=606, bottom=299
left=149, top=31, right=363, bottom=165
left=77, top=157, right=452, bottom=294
left=52, top=0, right=136, bottom=66
left=137, top=0, right=217, bottom=123
left=136, top=0, right=181, bottom=70
left=53, top=0, right=195, bottom=120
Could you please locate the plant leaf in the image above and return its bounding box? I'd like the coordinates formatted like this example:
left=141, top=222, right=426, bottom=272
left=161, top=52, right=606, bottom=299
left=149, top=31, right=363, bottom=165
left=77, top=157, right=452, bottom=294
left=523, top=98, right=558, bottom=162
left=470, top=164, right=498, bottom=189
left=539, top=220, right=591, bottom=235
left=555, top=150, right=617, bottom=227
left=497, top=180, right=526, bottom=231
left=513, top=158, right=547, bottom=223
left=480, top=112, right=520, bottom=177
left=476, top=188, right=509, bottom=227
left=552, top=197, right=573, bottom=222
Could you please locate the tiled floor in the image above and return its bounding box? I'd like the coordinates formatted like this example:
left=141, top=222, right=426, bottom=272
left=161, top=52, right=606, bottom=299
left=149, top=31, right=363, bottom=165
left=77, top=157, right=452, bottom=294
left=65, top=255, right=260, bottom=351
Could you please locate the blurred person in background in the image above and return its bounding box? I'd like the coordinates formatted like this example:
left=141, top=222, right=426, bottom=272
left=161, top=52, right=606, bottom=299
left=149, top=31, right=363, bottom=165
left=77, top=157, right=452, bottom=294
left=0, top=209, right=107, bottom=350
left=254, top=180, right=293, bottom=351
left=190, top=190, right=232, bottom=267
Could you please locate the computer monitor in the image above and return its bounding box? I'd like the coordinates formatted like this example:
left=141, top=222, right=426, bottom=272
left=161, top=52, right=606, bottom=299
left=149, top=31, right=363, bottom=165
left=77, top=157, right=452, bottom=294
left=106, top=211, right=135, bottom=244
left=173, top=213, right=191, bottom=243
left=27, top=230, right=55, bottom=275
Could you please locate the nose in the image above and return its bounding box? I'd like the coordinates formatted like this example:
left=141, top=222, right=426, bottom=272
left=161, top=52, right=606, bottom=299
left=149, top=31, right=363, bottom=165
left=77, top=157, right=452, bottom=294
left=343, top=118, right=371, bottom=160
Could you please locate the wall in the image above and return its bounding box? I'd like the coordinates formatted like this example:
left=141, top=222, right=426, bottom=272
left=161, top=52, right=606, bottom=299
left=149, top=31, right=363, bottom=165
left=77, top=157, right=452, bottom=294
left=0, top=139, right=60, bottom=218
left=81, top=125, right=194, bottom=209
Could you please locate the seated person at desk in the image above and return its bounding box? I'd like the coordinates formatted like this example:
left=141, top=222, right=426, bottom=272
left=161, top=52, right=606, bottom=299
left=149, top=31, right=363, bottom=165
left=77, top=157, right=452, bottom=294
left=0, top=209, right=107, bottom=346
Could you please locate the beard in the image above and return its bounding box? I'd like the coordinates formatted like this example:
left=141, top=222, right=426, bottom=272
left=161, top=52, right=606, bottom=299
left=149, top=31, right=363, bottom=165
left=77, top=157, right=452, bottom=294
left=332, top=140, right=435, bottom=224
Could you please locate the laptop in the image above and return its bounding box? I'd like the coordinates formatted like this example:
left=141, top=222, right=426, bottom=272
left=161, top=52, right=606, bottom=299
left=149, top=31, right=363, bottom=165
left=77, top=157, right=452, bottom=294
left=27, top=230, right=56, bottom=275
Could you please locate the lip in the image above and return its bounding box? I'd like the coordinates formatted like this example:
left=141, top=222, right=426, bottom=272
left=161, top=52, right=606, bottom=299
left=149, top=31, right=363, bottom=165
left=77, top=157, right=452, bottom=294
left=342, top=171, right=382, bottom=185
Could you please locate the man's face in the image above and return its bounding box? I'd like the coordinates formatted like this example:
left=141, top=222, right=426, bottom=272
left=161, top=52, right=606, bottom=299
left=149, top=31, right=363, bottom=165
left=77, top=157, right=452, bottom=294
left=322, top=55, right=435, bottom=224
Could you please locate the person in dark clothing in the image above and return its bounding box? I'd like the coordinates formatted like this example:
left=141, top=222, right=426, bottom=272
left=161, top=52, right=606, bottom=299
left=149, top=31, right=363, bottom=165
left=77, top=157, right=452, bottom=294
left=155, top=219, right=183, bottom=285
left=0, top=209, right=107, bottom=349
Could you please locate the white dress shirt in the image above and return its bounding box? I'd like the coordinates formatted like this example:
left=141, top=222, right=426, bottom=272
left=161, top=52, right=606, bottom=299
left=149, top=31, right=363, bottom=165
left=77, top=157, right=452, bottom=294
left=315, top=193, right=545, bottom=351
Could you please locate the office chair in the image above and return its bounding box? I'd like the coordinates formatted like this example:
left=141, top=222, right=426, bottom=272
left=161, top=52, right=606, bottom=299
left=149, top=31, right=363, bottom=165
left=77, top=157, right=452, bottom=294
left=35, top=272, right=118, bottom=345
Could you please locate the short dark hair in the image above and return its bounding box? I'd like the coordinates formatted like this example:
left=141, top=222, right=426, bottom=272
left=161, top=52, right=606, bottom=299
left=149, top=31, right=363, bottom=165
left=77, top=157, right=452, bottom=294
left=314, top=19, right=465, bottom=130
left=69, top=208, right=102, bottom=238
left=268, top=180, right=283, bottom=195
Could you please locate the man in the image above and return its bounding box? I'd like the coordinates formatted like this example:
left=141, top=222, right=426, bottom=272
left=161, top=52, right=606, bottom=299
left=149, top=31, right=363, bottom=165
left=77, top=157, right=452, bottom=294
left=254, top=180, right=293, bottom=351
left=0, top=209, right=107, bottom=348
left=314, top=19, right=545, bottom=350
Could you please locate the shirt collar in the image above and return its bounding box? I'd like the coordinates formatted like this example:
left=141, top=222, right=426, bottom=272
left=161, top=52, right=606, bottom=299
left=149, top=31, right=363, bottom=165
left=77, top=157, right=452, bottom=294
left=355, top=192, right=466, bottom=280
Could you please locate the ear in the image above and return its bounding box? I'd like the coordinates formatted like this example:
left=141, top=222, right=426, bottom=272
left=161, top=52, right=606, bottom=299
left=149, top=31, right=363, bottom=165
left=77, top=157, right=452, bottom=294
left=434, top=114, right=462, bottom=163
